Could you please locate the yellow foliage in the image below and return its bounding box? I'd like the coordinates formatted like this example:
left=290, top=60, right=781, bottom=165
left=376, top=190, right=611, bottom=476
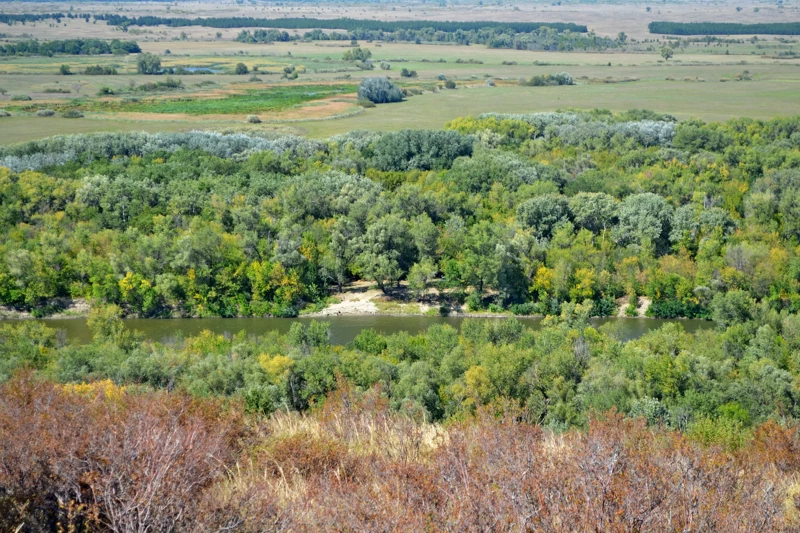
left=570, top=268, right=596, bottom=301
left=185, top=329, right=228, bottom=355
left=63, top=379, right=126, bottom=401
left=532, top=266, right=554, bottom=295
left=118, top=271, right=136, bottom=297
left=258, top=354, right=295, bottom=384
left=464, top=365, right=493, bottom=404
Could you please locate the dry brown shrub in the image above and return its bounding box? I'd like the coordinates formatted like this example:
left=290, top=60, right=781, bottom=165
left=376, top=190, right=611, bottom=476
left=0, top=373, right=244, bottom=532
left=2, top=377, right=799, bottom=532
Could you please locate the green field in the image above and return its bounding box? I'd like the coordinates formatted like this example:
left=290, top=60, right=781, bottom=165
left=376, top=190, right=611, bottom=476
left=0, top=5, right=799, bottom=144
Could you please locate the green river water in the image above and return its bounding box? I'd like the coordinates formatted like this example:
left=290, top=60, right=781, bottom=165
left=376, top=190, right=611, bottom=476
left=20, top=316, right=714, bottom=345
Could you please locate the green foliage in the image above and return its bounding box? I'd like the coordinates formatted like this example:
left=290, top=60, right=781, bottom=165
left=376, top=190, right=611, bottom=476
left=0, top=110, right=799, bottom=325
left=136, top=52, right=162, bottom=75
left=521, top=72, right=573, bottom=86
left=357, top=77, right=403, bottom=104
left=343, top=47, right=372, bottom=61
left=0, top=38, right=140, bottom=57
left=84, top=65, right=117, bottom=75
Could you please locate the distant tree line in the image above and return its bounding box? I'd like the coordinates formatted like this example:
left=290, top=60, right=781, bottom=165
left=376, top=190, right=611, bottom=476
left=0, top=39, right=140, bottom=57
left=237, top=25, right=610, bottom=50
left=0, top=13, right=70, bottom=25
left=649, top=21, right=800, bottom=35
left=96, top=14, right=586, bottom=33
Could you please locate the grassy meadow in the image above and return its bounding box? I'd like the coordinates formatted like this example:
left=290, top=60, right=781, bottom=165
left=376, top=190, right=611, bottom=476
left=0, top=1, right=799, bottom=144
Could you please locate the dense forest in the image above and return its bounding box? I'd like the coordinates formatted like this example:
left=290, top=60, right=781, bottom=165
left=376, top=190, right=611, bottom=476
left=96, top=14, right=586, bottom=33
left=649, top=21, right=800, bottom=36
left=236, top=25, right=615, bottom=50
left=2, top=110, right=800, bottom=321
left=0, top=39, right=140, bottom=57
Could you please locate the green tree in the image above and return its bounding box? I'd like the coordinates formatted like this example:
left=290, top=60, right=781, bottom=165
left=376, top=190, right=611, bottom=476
left=136, top=52, right=161, bottom=75
left=408, top=259, right=437, bottom=300
left=517, top=194, right=571, bottom=239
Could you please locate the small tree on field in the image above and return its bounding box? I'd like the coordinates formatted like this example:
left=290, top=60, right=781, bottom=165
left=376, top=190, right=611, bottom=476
left=661, top=47, right=674, bottom=60
left=358, top=77, right=403, bottom=104
left=343, top=48, right=372, bottom=61
left=59, top=64, right=72, bottom=75
left=234, top=62, right=249, bottom=75
left=137, top=53, right=162, bottom=75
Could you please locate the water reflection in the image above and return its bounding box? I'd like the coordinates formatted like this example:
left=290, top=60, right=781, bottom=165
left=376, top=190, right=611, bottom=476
left=20, top=315, right=714, bottom=346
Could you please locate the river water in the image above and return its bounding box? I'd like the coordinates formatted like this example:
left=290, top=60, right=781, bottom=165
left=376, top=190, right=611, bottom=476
left=21, top=316, right=714, bottom=346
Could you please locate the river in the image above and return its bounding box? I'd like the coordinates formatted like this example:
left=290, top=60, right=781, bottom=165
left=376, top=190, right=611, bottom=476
left=20, top=316, right=715, bottom=345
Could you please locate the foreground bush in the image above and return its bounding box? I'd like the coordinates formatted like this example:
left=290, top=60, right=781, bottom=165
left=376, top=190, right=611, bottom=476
left=1, top=376, right=798, bottom=532
left=0, top=375, right=244, bottom=532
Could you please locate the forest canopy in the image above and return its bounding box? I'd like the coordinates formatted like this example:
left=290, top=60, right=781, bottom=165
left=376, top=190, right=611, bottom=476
left=1, top=110, right=800, bottom=321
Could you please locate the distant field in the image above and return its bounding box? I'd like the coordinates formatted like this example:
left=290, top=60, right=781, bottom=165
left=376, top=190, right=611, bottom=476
left=2, top=0, right=798, bottom=39
left=0, top=1, right=798, bottom=145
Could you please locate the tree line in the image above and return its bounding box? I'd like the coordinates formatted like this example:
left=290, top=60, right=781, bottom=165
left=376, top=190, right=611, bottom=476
left=0, top=38, right=140, bottom=57
left=649, top=21, right=800, bottom=35
left=96, top=14, right=586, bottom=33
left=236, top=25, right=612, bottom=50
left=0, top=13, right=71, bottom=25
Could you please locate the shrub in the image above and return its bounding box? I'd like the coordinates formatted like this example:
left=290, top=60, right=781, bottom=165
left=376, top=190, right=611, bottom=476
left=246, top=114, right=262, bottom=123
left=35, top=109, right=56, bottom=117
left=400, top=67, right=417, bottom=78
left=445, top=80, right=456, bottom=89
left=97, top=86, right=115, bottom=96
left=0, top=110, right=9, bottom=117
left=521, top=72, right=574, bottom=86
left=485, top=78, right=495, bottom=87
left=61, top=109, right=84, bottom=119
left=248, top=75, right=262, bottom=82
left=234, top=62, right=249, bottom=75
left=509, top=302, right=536, bottom=315
left=343, top=47, right=371, bottom=61
left=357, top=77, right=403, bottom=104
left=59, top=64, right=72, bottom=75
left=380, top=61, right=391, bottom=70
left=357, top=98, right=376, bottom=108
left=84, top=65, right=117, bottom=75
left=370, top=129, right=474, bottom=171
left=9, top=94, right=32, bottom=101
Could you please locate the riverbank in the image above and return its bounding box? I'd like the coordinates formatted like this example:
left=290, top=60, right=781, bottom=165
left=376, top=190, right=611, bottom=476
left=0, top=286, right=657, bottom=321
